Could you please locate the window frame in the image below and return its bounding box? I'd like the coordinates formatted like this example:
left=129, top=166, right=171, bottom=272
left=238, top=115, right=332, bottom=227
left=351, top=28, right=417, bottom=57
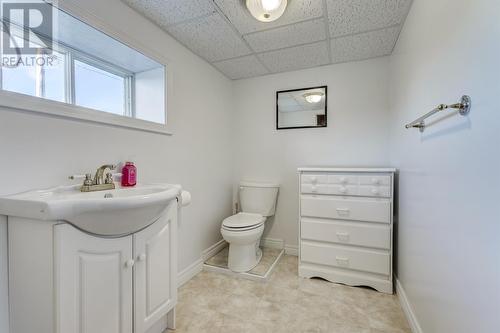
left=72, top=51, right=135, bottom=117
left=0, top=2, right=170, bottom=135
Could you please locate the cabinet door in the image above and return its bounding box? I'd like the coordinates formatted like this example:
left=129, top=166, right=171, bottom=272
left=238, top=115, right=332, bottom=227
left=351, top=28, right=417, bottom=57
left=54, top=224, right=133, bottom=333
left=134, top=202, right=177, bottom=333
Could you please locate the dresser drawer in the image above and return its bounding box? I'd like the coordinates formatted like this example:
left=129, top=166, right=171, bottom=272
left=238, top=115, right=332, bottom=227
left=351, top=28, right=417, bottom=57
left=301, top=184, right=358, bottom=195
left=301, top=218, right=390, bottom=249
left=357, top=185, right=391, bottom=198
left=301, top=196, right=391, bottom=223
left=328, top=184, right=357, bottom=196
left=301, top=174, right=328, bottom=184
left=327, top=174, right=357, bottom=185
left=301, top=183, right=329, bottom=194
left=301, top=242, right=390, bottom=275
left=358, top=175, right=391, bottom=186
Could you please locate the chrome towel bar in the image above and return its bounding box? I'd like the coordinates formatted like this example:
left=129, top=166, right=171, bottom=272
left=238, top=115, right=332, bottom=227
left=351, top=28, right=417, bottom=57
left=405, top=95, right=471, bottom=132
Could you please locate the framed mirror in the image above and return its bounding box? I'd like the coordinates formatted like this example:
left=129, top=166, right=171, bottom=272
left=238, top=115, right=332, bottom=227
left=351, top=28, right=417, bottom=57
left=276, top=86, right=327, bottom=130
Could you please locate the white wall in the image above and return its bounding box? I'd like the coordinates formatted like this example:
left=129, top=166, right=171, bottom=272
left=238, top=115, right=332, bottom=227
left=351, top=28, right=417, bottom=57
left=0, top=0, right=233, bottom=330
left=135, top=67, right=166, bottom=124
left=0, top=217, right=7, bottom=333
left=389, top=0, right=500, bottom=332
left=233, top=58, right=391, bottom=248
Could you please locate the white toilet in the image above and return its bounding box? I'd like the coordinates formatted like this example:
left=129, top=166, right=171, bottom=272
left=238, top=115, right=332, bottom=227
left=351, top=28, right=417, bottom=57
left=220, top=181, right=279, bottom=273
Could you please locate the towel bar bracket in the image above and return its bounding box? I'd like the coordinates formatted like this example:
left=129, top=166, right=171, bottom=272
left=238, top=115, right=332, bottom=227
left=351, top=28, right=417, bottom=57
left=457, top=95, right=471, bottom=116
left=405, top=95, right=471, bottom=132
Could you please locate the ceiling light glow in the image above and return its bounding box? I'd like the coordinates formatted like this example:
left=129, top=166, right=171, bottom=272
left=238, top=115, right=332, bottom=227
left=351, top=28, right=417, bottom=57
left=246, top=0, right=287, bottom=22
left=261, top=0, right=280, bottom=11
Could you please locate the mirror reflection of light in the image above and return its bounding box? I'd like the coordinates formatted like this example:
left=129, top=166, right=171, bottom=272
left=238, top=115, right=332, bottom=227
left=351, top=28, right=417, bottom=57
left=303, top=93, right=324, bottom=104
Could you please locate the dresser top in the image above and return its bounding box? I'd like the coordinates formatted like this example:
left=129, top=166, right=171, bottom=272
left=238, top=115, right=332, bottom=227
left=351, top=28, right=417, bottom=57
left=298, top=167, right=397, bottom=173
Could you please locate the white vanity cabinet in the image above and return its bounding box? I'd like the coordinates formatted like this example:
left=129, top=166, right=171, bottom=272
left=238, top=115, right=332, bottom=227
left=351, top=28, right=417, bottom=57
left=8, top=200, right=178, bottom=333
left=298, top=167, right=396, bottom=293
left=55, top=225, right=134, bottom=333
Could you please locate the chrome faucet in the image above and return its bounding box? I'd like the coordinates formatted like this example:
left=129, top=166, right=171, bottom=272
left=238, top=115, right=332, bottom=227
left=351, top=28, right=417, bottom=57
left=94, top=164, right=116, bottom=185
left=70, top=164, right=116, bottom=192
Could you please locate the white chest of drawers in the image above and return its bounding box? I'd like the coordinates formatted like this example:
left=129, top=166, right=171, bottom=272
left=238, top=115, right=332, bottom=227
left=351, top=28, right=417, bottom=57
left=298, top=167, right=396, bottom=294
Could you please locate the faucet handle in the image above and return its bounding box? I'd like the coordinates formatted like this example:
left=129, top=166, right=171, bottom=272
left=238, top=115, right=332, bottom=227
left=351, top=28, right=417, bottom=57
left=105, top=173, right=114, bottom=184
left=69, top=174, right=92, bottom=181
left=84, top=174, right=93, bottom=186
left=69, top=174, right=93, bottom=186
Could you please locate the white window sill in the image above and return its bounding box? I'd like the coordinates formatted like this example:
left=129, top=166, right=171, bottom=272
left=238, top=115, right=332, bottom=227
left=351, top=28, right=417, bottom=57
left=0, top=90, right=172, bottom=136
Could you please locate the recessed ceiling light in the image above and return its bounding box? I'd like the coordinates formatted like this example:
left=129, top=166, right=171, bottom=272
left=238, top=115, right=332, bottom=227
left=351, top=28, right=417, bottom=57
left=303, top=92, right=324, bottom=104
left=246, top=0, right=288, bottom=22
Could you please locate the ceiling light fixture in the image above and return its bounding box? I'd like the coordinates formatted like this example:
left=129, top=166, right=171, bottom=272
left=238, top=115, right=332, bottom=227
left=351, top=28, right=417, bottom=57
left=246, top=0, right=288, bottom=22
left=303, top=92, right=324, bottom=104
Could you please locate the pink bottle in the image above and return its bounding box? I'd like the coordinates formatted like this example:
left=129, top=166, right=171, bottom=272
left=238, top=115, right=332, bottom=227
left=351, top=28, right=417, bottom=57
left=121, top=162, right=137, bottom=187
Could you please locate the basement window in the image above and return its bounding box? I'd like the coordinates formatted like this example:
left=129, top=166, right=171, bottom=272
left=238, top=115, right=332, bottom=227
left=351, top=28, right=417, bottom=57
left=0, top=2, right=167, bottom=133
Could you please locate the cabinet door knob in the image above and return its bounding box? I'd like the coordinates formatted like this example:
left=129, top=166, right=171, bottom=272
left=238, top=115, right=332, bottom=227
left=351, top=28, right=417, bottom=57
left=336, top=208, right=350, bottom=216
left=336, top=232, right=350, bottom=242
left=336, top=256, right=349, bottom=266
left=137, top=254, right=146, bottom=262
left=125, top=259, right=135, bottom=268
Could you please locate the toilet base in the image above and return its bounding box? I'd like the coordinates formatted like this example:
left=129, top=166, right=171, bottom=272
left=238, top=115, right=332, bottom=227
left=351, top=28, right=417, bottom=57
left=228, top=243, right=262, bottom=273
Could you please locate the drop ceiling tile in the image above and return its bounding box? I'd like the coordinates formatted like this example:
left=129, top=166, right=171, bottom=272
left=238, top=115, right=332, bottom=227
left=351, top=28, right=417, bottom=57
left=214, top=0, right=324, bottom=34
left=244, top=18, right=327, bottom=53
left=122, top=0, right=215, bottom=27
left=167, top=13, right=252, bottom=62
left=330, top=26, right=399, bottom=63
left=258, top=41, right=330, bottom=73
left=326, top=0, right=412, bottom=37
left=213, top=55, right=269, bottom=80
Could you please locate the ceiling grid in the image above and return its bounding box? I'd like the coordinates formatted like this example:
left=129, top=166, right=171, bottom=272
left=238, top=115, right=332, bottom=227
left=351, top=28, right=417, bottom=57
left=122, top=0, right=413, bottom=80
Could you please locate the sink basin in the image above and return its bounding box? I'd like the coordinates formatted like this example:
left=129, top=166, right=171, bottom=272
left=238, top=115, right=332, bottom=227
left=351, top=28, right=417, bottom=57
left=0, top=183, right=181, bottom=236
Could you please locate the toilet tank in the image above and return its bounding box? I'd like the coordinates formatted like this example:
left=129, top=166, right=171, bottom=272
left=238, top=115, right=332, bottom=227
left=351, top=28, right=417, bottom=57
left=239, top=181, right=279, bottom=217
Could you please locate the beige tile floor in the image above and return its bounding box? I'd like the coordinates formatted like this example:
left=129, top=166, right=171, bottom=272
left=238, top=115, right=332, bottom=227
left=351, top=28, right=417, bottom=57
left=205, top=245, right=283, bottom=276
left=168, top=255, right=411, bottom=333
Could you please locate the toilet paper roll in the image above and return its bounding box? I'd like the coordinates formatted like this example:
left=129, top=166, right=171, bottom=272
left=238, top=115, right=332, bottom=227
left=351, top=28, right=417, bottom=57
left=180, top=190, right=191, bottom=206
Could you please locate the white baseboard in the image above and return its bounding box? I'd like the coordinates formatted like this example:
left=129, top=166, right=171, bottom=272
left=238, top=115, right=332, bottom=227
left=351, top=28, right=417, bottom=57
left=179, top=238, right=296, bottom=287
left=396, top=277, right=423, bottom=333
left=260, top=237, right=284, bottom=249
left=177, top=239, right=227, bottom=287
left=261, top=238, right=298, bottom=256
left=177, top=258, right=203, bottom=287
left=202, top=239, right=226, bottom=261
left=284, top=244, right=298, bottom=256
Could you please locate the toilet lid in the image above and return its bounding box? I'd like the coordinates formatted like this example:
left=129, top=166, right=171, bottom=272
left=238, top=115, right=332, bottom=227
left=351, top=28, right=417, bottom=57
left=222, top=212, right=265, bottom=229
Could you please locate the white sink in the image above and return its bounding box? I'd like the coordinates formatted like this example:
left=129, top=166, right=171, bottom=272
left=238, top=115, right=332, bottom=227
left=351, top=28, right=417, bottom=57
left=0, top=183, right=181, bottom=236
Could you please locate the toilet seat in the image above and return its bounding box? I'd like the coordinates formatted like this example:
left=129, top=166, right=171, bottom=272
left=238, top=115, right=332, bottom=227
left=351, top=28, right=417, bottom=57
left=222, top=212, right=265, bottom=231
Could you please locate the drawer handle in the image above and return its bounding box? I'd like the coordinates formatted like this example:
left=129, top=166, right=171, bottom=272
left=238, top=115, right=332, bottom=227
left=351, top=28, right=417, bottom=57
left=340, top=177, right=347, bottom=184
left=336, top=232, right=350, bottom=242
left=311, top=176, right=317, bottom=184
left=336, top=208, right=350, bottom=216
left=371, top=188, right=380, bottom=195
left=311, top=185, right=317, bottom=192
left=336, top=256, right=349, bottom=266
left=372, top=178, right=380, bottom=185
left=339, top=186, right=347, bottom=194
